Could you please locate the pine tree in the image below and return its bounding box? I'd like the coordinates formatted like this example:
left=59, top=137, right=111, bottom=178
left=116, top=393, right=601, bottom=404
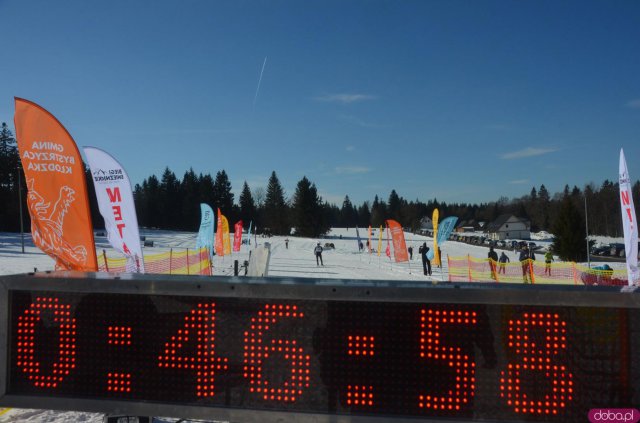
left=340, top=195, right=357, bottom=227
left=133, top=183, right=146, bottom=227
left=529, top=187, right=539, bottom=231
left=370, top=195, right=387, bottom=227
left=85, top=164, right=104, bottom=229
left=0, top=123, right=19, bottom=231
left=199, top=173, right=215, bottom=209
left=0, top=123, right=18, bottom=188
left=181, top=168, right=200, bottom=230
left=599, top=180, right=619, bottom=236
left=291, top=176, right=327, bottom=237
left=264, top=171, right=289, bottom=235
left=387, top=189, right=402, bottom=222
left=212, top=170, right=234, bottom=218
left=357, top=201, right=371, bottom=227
left=136, top=174, right=162, bottom=229
left=538, top=184, right=551, bottom=230
left=239, top=181, right=257, bottom=224
left=160, top=168, right=181, bottom=229
left=551, top=195, right=587, bottom=262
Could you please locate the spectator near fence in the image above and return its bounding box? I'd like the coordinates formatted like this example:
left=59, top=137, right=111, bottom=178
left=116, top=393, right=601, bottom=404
left=519, top=246, right=531, bottom=283
left=498, top=251, right=509, bottom=274
left=488, top=246, right=498, bottom=280
left=544, top=250, right=554, bottom=275
left=447, top=253, right=628, bottom=285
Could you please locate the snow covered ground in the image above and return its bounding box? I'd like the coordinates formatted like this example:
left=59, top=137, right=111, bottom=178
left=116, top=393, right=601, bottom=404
left=0, top=228, right=627, bottom=422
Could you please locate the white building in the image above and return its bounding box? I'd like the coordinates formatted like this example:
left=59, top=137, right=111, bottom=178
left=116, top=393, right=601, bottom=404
left=486, top=214, right=530, bottom=240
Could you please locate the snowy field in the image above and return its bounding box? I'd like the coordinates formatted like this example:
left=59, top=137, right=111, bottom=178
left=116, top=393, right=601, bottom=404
left=0, top=228, right=627, bottom=422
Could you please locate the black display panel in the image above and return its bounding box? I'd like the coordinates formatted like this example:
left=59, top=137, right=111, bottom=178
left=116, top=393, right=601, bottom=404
left=7, top=290, right=639, bottom=421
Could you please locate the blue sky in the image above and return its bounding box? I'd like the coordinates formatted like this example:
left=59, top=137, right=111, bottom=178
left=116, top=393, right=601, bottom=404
left=1, top=0, right=639, bottom=206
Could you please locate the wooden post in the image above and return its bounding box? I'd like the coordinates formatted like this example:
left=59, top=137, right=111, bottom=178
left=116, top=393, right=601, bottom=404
left=169, top=248, right=173, bottom=275
left=467, top=254, right=472, bottom=282
left=103, top=250, right=109, bottom=272
left=448, top=255, right=451, bottom=282
left=187, top=248, right=190, bottom=275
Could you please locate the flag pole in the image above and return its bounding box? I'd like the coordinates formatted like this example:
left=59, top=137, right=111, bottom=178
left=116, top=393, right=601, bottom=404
left=17, top=164, right=25, bottom=254
left=585, top=194, right=591, bottom=269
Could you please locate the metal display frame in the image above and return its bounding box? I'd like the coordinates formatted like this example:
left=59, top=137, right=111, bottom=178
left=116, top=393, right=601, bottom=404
left=1, top=271, right=638, bottom=423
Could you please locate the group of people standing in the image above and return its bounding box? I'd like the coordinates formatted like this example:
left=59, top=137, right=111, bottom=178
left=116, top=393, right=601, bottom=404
left=311, top=235, right=556, bottom=283
left=488, top=244, right=554, bottom=282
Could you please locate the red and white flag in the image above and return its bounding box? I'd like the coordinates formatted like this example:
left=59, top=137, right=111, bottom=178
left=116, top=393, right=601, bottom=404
left=619, top=148, right=639, bottom=285
left=84, top=146, right=145, bottom=273
left=233, top=220, right=243, bottom=252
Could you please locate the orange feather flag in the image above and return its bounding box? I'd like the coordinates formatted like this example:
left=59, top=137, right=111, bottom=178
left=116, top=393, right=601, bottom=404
left=14, top=98, right=97, bottom=271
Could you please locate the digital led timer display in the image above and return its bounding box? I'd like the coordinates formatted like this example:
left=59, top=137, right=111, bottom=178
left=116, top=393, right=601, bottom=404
left=6, top=290, right=639, bottom=421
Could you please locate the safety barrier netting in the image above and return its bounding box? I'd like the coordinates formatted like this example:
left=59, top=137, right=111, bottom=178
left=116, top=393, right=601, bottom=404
left=97, top=248, right=212, bottom=275
left=447, top=255, right=628, bottom=286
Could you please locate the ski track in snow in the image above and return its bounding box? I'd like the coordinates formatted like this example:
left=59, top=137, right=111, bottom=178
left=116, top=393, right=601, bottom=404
left=0, top=228, right=626, bottom=422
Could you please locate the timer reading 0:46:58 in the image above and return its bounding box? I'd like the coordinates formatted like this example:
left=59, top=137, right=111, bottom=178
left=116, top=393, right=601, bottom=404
left=9, top=291, right=633, bottom=422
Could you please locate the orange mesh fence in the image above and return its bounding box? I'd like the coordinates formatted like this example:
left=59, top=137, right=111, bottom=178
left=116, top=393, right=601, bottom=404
left=448, top=255, right=629, bottom=286
left=97, top=248, right=212, bottom=275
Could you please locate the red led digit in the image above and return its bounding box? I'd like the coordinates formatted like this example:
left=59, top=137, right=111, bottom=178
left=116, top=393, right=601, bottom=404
left=243, top=304, right=310, bottom=402
left=157, top=303, right=228, bottom=397
left=347, top=335, right=375, bottom=356
left=500, top=312, right=573, bottom=415
left=346, top=385, right=374, bottom=406
left=107, top=372, right=131, bottom=393
left=345, top=335, right=375, bottom=407
left=106, top=326, right=133, bottom=394
left=16, top=297, right=76, bottom=388
left=418, top=309, right=476, bottom=411
left=107, top=326, right=132, bottom=346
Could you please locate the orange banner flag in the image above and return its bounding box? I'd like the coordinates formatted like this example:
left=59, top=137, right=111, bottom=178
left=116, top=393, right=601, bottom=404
left=215, top=208, right=224, bottom=256
left=386, top=219, right=409, bottom=263
left=14, top=98, right=98, bottom=271
left=215, top=208, right=232, bottom=256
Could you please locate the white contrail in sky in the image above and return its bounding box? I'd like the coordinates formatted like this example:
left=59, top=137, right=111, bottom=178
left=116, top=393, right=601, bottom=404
left=253, top=56, right=267, bottom=108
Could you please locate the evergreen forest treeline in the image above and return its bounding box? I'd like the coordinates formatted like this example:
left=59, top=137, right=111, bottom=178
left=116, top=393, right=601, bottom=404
left=2, top=122, right=639, bottom=242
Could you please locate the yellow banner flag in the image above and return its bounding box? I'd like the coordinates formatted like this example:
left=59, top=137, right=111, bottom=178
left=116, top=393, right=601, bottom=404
left=377, top=225, right=383, bottom=256
left=433, top=208, right=440, bottom=266
left=222, top=214, right=231, bottom=255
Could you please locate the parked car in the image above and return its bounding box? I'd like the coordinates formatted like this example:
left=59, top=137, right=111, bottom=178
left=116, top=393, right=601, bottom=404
left=590, top=246, right=610, bottom=256
left=528, top=242, right=541, bottom=251
left=610, top=243, right=625, bottom=257
left=496, top=240, right=506, bottom=248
